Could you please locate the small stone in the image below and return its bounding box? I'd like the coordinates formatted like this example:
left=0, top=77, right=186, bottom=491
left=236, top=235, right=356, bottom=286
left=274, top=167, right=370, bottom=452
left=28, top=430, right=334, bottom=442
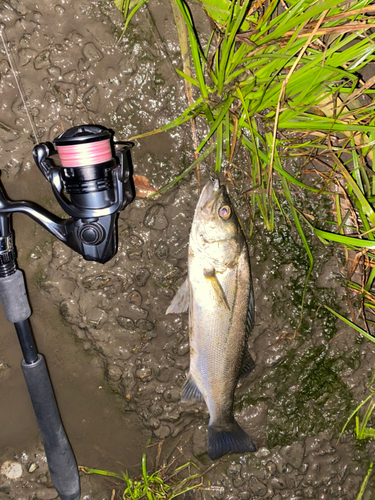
left=227, top=464, right=241, bottom=478
left=18, top=47, right=36, bottom=66
left=107, top=365, right=122, bottom=382
left=27, top=462, right=38, bottom=473
left=82, top=274, right=115, bottom=290
left=129, top=235, right=144, bottom=246
left=135, top=268, right=150, bottom=287
left=78, top=58, right=90, bottom=72
left=86, top=308, right=107, bottom=329
left=149, top=402, right=163, bottom=417
left=280, top=442, right=304, bottom=469
left=19, top=34, right=31, bottom=46
left=70, top=32, right=83, bottom=44
left=4, top=159, right=22, bottom=177
left=239, top=492, right=250, bottom=500
left=34, top=50, right=51, bottom=70
left=192, top=427, right=207, bottom=456
left=82, top=341, right=91, bottom=351
left=0, top=461, right=22, bottom=479
left=82, top=42, right=102, bottom=61
left=177, top=342, right=189, bottom=356
left=155, top=241, right=169, bottom=259
left=153, top=424, right=170, bottom=439
left=54, top=82, right=77, bottom=106
left=83, top=85, right=100, bottom=112
left=0, top=362, right=10, bottom=380
left=129, top=305, right=148, bottom=320
left=249, top=476, right=267, bottom=496
left=137, top=319, right=154, bottom=332
left=44, top=91, right=56, bottom=103
left=144, top=204, right=168, bottom=230
left=63, top=69, right=77, bottom=82
left=163, top=388, right=180, bottom=402
left=116, top=317, right=135, bottom=329
left=148, top=418, right=160, bottom=429
left=0, top=121, right=20, bottom=142
left=128, top=249, right=143, bottom=260
left=154, top=366, right=170, bottom=382
left=128, top=291, right=142, bottom=306
left=34, top=487, right=58, bottom=499
left=55, top=4, right=65, bottom=14
left=136, top=367, right=152, bottom=380
left=264, top=460, right=277, bottom=478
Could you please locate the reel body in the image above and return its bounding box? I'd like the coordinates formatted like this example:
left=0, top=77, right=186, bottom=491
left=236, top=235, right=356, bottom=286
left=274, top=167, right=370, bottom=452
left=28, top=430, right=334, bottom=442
left=0, top=125, right=135, bottom=264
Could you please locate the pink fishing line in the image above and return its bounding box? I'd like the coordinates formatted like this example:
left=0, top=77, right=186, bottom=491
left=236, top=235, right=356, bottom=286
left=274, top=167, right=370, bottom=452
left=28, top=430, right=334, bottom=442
left=56, top=139, right=112, bottom=167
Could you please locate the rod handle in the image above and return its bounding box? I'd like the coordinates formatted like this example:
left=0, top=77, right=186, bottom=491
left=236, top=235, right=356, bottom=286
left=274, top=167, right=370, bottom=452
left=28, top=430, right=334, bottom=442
left=21, top=355, right=80, bottom=500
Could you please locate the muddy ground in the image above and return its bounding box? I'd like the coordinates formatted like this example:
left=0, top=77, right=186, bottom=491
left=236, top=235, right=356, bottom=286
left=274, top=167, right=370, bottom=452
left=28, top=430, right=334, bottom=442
left=0, top=0, right=375, bottom=498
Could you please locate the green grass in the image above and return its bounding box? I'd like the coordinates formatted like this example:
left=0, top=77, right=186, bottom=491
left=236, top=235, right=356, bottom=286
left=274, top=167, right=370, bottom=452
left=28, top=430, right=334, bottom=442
left=339, top=369, right=375, bottom=499
left=114, top=0, right=375, bottom=339
left=80, top=453, right=211, bottom=499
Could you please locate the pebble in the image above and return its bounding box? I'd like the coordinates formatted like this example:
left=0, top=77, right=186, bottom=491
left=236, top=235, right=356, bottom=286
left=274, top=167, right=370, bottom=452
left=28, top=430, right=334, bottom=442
left=0, top=461, right=22, bottom=480
left=34, top=487, right=58, bottom=500
left=135, top=268, right=150, bottom=287
left=155, top=241, right=169, bottom=259
left=83, top=85, right=100, bottom=112
left=128, top=249, right=143, bottom=260
left=78, top=58, right=90, bottom=72
left=27, top=462, right=38, bottom=473
left=144, top=204, right=169, bottom=230
left=17, top=47, right=36, bottom=66
left=249, top=476, right=267, bottom=496
left=0, top=121, right=20, bottom=142
left=128, top=291, right=142, bottom=306
left=116, top=316, right=135, bottom=329
left=137, top=319, right=154, bottom=332
left=153, top=424, right=170, bottom=439
left=53, top=82, right=77, bottom=106
left=129, top=235, right=144, bottom=246
left=107, top=365, right=122, bottom=382
left=34, top=50, right=51, bottom=70
left=82, top=42, right=102, bottom=61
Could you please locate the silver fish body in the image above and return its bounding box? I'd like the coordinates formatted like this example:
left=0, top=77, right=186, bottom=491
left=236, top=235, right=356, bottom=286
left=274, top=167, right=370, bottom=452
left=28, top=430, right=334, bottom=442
left=167, top=178, right=256, bottom=460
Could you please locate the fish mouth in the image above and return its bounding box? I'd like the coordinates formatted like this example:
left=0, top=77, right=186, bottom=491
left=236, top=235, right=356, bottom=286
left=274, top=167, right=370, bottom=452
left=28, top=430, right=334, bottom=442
left=198, top=178, right=222, bottom=212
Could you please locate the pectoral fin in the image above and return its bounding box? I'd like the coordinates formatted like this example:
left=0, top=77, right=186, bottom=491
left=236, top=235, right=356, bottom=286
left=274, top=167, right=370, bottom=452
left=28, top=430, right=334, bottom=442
left=203, top=268, right=230, bottom=311
left=166, top=278, right=190, bottom=314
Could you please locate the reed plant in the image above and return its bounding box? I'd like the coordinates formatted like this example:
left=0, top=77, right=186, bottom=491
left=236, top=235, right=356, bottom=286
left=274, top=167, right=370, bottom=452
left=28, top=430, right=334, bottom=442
left=115, top=1, right=375, bottom=334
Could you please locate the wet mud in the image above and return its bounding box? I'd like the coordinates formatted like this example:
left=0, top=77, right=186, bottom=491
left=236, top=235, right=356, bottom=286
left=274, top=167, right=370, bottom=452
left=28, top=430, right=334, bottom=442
left=1, top=0, right=375, bottom=499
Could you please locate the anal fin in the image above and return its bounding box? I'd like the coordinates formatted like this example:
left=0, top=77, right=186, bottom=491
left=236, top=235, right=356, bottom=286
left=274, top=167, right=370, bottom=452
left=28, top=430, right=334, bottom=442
left=237, top=350, right=255, bottom=387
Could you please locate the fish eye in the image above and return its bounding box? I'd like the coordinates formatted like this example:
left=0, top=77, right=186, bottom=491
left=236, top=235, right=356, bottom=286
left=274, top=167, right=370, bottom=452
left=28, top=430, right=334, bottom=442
left=219, top=205, right=231, bottom=220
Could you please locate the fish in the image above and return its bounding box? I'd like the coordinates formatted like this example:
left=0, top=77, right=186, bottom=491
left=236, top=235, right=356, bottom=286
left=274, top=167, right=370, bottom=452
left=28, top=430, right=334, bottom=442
left=166, top=178, right=256, bottom=460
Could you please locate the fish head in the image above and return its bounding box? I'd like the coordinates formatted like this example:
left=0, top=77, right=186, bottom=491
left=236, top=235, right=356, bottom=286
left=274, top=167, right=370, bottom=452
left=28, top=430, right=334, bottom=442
left=190, top=178, right=243, bottom=266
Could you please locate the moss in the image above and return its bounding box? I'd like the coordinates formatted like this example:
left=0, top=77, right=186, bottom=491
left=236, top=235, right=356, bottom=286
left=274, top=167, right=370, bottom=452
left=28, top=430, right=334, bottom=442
left=238, top=343, right=358, bottom=447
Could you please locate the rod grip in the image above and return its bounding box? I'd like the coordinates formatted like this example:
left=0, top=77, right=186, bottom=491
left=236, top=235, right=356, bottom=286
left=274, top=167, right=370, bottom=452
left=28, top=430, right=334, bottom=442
left=0, top=270, right=31, bottom=322
left=21, top=355, right=80, bottom=500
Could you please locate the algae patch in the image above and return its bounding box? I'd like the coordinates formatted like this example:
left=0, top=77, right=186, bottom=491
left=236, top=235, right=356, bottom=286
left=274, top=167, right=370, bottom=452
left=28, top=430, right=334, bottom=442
left=238, top=344, right=358, bottom=448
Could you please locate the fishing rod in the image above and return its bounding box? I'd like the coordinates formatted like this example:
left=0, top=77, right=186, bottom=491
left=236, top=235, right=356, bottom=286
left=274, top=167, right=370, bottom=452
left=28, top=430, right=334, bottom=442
left=0, top=27, right=135, bottom=500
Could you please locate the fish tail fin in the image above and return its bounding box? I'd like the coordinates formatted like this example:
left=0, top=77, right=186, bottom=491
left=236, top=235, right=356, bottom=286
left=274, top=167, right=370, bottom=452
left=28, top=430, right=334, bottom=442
left=208, top=420, right=256, bottom=460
